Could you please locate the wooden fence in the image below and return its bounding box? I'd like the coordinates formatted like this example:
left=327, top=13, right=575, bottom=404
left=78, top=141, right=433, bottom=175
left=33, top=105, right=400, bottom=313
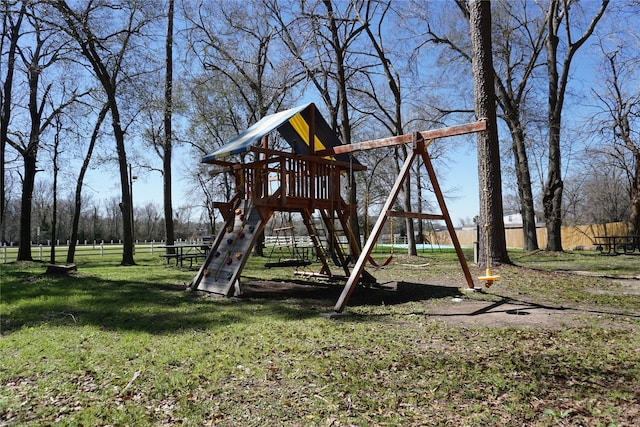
left=427, top=221, right=629, bottom=250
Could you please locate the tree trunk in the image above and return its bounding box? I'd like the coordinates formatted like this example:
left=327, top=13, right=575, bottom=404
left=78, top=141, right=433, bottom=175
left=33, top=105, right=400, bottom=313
left=17, top=152, right=36, bottom=261
left=17, top=46, right=45, bottom=261
left=542, top=0, right=608, bottom=251
left=543, top=8, right=564, bottom=251
left=543, top=126, right=564, bottom=251
left=163, top=0, right=176, bottom=253
left=469, top=0, right=510, bottom=266
left=110, top=100, right=135, bottom=265
left=506, top=116, right=539, bottom=251
left=50, top=122, right=61, bottom=264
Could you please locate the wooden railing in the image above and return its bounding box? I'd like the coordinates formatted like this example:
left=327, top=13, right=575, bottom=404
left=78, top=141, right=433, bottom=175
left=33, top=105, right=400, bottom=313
left=239, top=152, right=346, bottom=208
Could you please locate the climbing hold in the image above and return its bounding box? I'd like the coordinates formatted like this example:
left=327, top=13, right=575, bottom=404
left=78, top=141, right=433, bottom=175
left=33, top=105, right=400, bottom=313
left=238, top=231, right=245, bottom=239
left=235, top=252, right=242, bottom=260
left=239, top=214, right=245, bottom=221
left=203, top=269, right=210, bottom=277
left=248, top=226, right=255, bottom=233
left=226, top=238, right=233, bottom=245
left=226, top=272, right=233, bottom=279
left=235, top=208, right=242, bottom=215
left=214, top=251, right=220, bottom=258
left=227, top=226, right=233, bottom=233
left=225, top=257, right=233, bottom=265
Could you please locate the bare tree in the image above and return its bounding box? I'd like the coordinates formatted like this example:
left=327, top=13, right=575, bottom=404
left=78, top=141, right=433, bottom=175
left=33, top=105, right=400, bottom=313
left=185, top=0, right=303, bottom=255
left=139, top=202, right=162, bottom=241
left=105, top=197, right=122, bottom=241
left=352, top=1, right=420, bottom=255
left=492, top=0, right=547, bottom=251
left=6, top=4, right=80, bottom=261
left=542, top=0, right=609, bottom=251
left=592, top=44, right=640, bottom=233
left=410, top=0, right=545, bottom=251
left=269, top=0, right=367, bottom=253
left=49, top=113, right=61, bottom=263
left=50, top=0, right=159, bottom=265
left=0, top=1, right=25, bottom=245
left=67, top=102, right=109, bottom=263
left=563, top=159, right=629, bottom=225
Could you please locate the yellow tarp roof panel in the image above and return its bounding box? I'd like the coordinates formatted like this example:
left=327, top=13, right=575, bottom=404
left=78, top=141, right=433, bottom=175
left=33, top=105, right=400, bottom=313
left=201, top=103, right=355, bottom=164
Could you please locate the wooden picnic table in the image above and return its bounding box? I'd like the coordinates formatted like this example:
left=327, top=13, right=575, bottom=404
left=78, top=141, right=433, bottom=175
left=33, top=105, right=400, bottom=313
left=159, top=243, right=211, bottom=267
left=593, top=235, right=640, bottom=255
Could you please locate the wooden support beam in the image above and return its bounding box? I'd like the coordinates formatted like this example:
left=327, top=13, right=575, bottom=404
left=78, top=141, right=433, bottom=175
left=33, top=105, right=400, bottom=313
left=419, top=141, right=475, bottom=291
left=387, top=211, right=445, bottom=221
left=334, top=135, right=419, bottom=313
left=316, top=121, right=486, bottom=156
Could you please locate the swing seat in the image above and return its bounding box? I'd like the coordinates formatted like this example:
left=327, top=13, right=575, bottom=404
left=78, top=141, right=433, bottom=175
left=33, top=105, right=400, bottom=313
left=265, top=259, right=312, bottom=269
left=367, top=254, right=393, bottom=268
left=478, top=268, right=500, bottom=288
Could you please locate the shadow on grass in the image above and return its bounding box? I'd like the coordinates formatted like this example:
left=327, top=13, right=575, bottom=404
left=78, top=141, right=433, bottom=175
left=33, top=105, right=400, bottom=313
left=238, top=278, right=463, bottom=307
left=1, top=269, right=339, bottom=335
left=3, top=261, right=475, bottom=335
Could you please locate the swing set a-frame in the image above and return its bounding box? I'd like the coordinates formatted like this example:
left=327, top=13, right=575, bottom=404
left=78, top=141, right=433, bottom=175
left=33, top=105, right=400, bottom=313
left=320, top=129, right=484, bottom=312
left=190, top=103, right=487, bottom=312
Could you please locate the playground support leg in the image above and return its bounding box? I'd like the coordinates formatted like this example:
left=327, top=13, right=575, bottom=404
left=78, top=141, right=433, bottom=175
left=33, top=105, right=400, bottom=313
left=420, top=146, right=475, bottom=290
left=334, top=145, right=417, bottom=312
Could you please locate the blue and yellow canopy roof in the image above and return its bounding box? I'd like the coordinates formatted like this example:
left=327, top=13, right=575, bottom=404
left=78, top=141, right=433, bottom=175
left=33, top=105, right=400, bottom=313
left=201, top=103, right=357, bottom=165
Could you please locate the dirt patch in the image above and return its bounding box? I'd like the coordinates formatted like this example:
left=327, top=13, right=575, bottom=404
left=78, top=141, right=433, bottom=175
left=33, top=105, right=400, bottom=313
left=417, top=298, right=580, bottom=328
left=606, top=279, right=640, bottom=295
left=235, top=277, right=640, bottom=329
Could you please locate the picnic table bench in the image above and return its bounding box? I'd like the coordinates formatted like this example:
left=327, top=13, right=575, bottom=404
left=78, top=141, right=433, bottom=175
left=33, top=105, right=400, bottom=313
left=593, top=235, right=640, bottom=255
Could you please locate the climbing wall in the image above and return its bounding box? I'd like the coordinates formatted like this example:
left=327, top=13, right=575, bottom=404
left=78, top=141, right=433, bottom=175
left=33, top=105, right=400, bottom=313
left=190, top=200, right=263, bottom=296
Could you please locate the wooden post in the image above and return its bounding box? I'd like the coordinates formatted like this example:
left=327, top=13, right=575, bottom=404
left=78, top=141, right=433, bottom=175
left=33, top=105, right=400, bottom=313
left=308, top=104, right=316, bottom=205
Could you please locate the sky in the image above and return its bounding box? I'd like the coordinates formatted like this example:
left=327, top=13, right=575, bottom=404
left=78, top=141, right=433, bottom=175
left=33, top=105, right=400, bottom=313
left=437, top=143, right=480, bottom=227
left=73, top=1, right=616, bottom=232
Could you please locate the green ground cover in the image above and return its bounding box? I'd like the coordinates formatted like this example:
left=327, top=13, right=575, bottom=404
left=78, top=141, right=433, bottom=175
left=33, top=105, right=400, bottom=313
left=1, top=250, right=639, bottom=426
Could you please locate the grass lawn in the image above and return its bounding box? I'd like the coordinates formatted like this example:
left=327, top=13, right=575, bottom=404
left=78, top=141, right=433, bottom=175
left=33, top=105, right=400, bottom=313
left=1, top=249, right=639, bottom=426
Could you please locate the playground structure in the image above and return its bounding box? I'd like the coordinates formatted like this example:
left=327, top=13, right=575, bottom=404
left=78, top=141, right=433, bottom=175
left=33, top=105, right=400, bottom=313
left=189, top=103, right=373, bottom=296
left=317, top=125, right=487, bottom=312
left=189, top=103, right=487, bottom=311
